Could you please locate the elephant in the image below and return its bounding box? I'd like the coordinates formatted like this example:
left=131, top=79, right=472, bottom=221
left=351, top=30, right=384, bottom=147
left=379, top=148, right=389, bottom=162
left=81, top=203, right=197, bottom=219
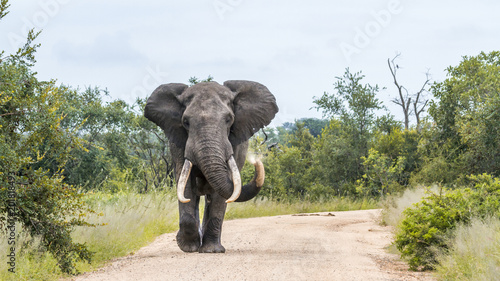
left=144, top=80, right=278, bottom=253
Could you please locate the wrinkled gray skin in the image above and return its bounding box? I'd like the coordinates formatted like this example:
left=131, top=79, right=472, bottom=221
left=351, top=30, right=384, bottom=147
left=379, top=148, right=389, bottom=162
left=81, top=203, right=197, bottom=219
left=144, top=81, right=278, bottom=253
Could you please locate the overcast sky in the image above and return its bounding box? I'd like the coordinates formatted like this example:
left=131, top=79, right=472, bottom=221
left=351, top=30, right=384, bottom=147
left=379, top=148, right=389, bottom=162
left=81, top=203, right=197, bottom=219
left=1, top=0, right=499, bottom=126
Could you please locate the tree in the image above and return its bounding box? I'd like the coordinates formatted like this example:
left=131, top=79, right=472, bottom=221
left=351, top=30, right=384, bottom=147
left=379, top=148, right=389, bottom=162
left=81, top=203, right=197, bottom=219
left=312, top=69, right=384, bottom=190
left=388, top=54, right=430, bottom=131
left=278, top=118, right=328, bottom=138
left=428, top=51, right=500, bottom=177
left=313, top=69, right=383, bottom=142
left=356, top=148, right=406, bottom=196
left=56, top=87, right=174, bottom=193
left=0, top=15, right=97, bottom=273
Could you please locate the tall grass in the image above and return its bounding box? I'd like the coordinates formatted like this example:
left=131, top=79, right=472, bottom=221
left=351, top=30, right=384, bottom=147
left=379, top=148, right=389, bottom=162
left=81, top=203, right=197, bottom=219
left=0, top=191, right=179, bottom=280
left=0, top=192, right=379, bottom=280
left=0, top=224, right=60, bottom=281
left=435, top=217, right=500, bottom=281
left=72, top=191, right=179, bottom=272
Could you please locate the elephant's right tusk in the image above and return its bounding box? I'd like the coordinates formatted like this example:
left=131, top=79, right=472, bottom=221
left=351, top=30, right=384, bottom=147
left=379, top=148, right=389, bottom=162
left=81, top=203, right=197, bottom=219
left=226, top=156, right=242, bottom=203
left=177, top=159, right=193, bottom=203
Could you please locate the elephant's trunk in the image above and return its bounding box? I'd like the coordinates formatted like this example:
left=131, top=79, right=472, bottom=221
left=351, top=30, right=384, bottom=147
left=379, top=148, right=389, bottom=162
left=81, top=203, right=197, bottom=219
left=196, top=147, right=237, bottom=201
left=176, top=156, right=241, bottom=203
left=177, top=136, right=263, bottom=203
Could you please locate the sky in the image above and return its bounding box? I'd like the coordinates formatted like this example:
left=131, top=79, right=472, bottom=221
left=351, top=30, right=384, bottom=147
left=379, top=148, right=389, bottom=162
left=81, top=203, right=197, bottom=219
left=1, top=0, right=499, bottom=126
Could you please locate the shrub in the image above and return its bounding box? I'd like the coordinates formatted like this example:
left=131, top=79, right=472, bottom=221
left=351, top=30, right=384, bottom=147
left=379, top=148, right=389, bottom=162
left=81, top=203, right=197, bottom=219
left=0, top=62, right=99, bottom=274
left=0, top=27, right=98, bottom=274
left=394, top=174, right=500, bottom=270
left=356, top=148, right=405, bottom=196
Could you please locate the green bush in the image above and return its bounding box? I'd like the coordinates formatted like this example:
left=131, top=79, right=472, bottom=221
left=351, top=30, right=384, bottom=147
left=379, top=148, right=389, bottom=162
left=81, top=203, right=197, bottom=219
left=0, top=12, right=98, bottom=274
left=356, top=148, right=405, bottom=196
left=394, top=174, right=500, bottom=270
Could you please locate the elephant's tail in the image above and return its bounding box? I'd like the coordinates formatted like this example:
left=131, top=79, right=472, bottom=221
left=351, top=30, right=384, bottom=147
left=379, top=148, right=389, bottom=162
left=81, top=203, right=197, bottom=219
left=236, top=160, right=265, bottom=202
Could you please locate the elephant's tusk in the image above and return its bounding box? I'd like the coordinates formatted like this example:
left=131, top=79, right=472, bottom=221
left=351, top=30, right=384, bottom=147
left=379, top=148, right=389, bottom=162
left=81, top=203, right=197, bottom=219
left=226, top=156, right=242, bottom=203
left=177, top=159, right=193, bottom=203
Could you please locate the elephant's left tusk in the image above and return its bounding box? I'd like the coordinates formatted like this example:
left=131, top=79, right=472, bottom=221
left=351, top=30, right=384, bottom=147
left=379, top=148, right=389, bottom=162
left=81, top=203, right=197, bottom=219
left=226, top=156, right=242, bottom=203
left=177, top=159, right=193, bottom=203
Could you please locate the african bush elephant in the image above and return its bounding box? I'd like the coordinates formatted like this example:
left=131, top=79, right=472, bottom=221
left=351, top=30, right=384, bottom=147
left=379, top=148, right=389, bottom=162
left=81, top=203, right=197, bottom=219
left=144, top=80, right=278, bottom=253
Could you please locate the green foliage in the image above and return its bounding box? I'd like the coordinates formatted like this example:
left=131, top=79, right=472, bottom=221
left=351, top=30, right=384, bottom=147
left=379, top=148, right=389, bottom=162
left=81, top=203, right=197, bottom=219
left=188, top=75, right=214, bottom=86
left=280, top=118, right=328, bottom=138
left=427, top=51, right=500, bottom=179
left=311, top=69, right=385, bottom=194
left=356, top=148, right=405, bottom=196
left=0, top=34, right=98, bottom=273
left=394, top=174, right=500, bottom=270
left=313, top=68, right=383, bottom=126
left=0, top=0, right=9, bottom=20
left=55, top=86, right=173, bottom=193
left=312, top=119, right=359, bottom=195
left=259, top=145, right=314, bottom=201
left=371, top=128, right=421, bottom=186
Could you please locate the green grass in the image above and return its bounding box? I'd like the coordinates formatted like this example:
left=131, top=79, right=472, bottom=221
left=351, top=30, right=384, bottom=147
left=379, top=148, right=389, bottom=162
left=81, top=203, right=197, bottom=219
left=435, top=217, right=500, bottom=281
left=0, top=192, right=379, bottom=280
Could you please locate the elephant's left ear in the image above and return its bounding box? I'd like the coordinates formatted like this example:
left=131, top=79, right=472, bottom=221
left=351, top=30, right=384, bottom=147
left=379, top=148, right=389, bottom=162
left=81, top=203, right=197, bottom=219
left=224, top=80, right=279, bottom=146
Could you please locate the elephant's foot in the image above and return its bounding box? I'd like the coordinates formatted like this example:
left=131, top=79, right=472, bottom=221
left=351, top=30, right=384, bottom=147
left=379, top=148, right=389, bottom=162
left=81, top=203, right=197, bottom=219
left=199, top=216, right=225, bottom=253
left=176, top=233, right=200, bottom=252
left=177, top=214, right=200, bottom=253
left=199, top=242, right=225, bottom=253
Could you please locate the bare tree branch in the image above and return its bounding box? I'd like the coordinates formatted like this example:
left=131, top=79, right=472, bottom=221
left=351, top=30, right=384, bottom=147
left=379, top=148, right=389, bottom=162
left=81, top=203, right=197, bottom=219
left=0, top=110, right=26, bottom=117
left=388, top=54, right=431, bottom=132
left=388, top=54, right=411, bottom=130
left=413, top=71, right=431, bottom=132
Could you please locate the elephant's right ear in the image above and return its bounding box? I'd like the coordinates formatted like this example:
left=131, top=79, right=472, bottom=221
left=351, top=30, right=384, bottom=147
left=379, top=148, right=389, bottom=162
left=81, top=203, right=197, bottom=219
left=144, top=83, right=189, bottom=148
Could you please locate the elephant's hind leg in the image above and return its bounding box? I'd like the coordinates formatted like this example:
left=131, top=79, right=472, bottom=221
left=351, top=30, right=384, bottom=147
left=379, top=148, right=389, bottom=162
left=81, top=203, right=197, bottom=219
left=199, top=193, right=227, bottom=253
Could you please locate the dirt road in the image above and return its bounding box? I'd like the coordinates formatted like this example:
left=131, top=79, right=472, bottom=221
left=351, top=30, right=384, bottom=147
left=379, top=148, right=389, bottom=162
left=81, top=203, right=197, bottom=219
left=74, top=209, right=433, bottom=281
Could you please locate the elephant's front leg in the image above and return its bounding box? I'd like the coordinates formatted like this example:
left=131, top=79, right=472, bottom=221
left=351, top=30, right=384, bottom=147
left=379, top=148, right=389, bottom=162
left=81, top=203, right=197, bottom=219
left=199, top=193, right=227, bottom=253
left=176, top=177, right=201, bottom=253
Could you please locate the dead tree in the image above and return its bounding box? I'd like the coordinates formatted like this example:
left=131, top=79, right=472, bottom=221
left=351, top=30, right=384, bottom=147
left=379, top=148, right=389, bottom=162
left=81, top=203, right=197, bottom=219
left=388, top=53, right=430, bottom=131
left=413, top=72, right=431, bottom=132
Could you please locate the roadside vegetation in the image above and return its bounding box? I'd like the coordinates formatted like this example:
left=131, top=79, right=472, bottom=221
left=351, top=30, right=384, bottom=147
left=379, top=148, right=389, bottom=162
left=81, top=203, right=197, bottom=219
left=1, top=1, right=499, bottom=280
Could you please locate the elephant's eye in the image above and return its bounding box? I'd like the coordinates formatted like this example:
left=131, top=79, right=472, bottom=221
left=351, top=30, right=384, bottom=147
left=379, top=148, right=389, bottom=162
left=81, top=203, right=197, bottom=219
left=183, top=118, right=190, bottom=129
left=225, top=115, right=233, bottom=125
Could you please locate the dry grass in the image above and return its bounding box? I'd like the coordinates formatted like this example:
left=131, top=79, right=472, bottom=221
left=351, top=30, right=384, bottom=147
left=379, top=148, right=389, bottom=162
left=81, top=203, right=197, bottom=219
left=0, top=191, right=179, bottom=280
left=436, top=217, right=500, bottom=281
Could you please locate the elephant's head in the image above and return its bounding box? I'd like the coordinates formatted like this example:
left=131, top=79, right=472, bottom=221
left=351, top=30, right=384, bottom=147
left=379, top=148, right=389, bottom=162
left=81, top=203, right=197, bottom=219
left=144, top=80, right=278, bottom=202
